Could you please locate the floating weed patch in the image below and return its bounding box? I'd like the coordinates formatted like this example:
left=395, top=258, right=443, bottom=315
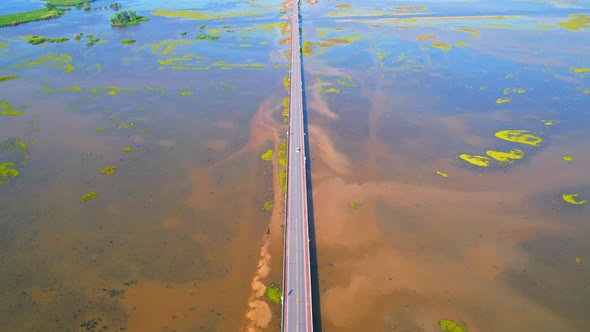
left=0, top=162, right=19, bottom=186
left=122, top=147, right=133, bottom=152
left=456, top=27, right=480, bottom=38
left=0, top=100, right=23, bottom=116
left=431, top=40, right=451, bottom=51
left=496, top=98, right=511, bottom=104
left=321, top=87, right=340, bottom=94
left=416, top=34, right=436, bottom=40
left=212, top=61, right=264, bottom=70
left=562, top=193, right=587, bottom=205
left=348, top=201, right=360, bottom=209
left=196, top=34, right=219, bottom=40
left=151, top=9, right=265, bottom=21
left=563, top=155, right=574, bottom=161
left=336, top=76, right=357, bottom=86
left=395, top=5, right=428, bottom=10
left=503, top=87, right=527, bottom=94
left=1, top=137, right=29, bottom=165
left=455, top=41, right=470, bottom=47
left=57, top=86, right=82, bottom=92
left=575, top=257, right=582, bottom=263
left=557, top=14, right=590, bottom=31
left=439, top=319, right=468, bottom=332
left=495, top=130, right=542, bottom=146
left=15, top=52, right=76, bottom=73
left=486, top=149, right=524, bottom=163
left=80, top=191, right=99, bottom=202
left=262, top=200, right=274, bottom=211
left=541, top=119, right=558, bottom=126
left=264, top=283, right=282, bottom=305
left=261, top=149, right=273, bottom=161
left=458, top=154, right=491, bottom=167
left=120, top=39, right=136, bottom=44
left=436, top=171, right=449, bottom=177
left=0, top=75, right=20, bottom=82
left=100, top=167, right=116, bottom=175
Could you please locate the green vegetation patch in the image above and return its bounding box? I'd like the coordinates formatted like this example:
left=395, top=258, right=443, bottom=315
left=80, top=191, right=99, bottom=202
left=439, top=319, right=468, bottom=332
left=0, top=75, right=20, bottom=82
left=48, top=37, right=69, bottom=43
left=0, top=99, right=23, bottom=116
left=0, top=8, right=65, bottom=28
left=198, top=24, right=206, bottom=29
left=278, top=142, right=288, bottom=167
left=110, top=10, right=149, bottom=26
left=195, top=34, right=219, bottom=40
left=86, top=35, right=101, bottom=46
left=279, top=170, right=287, bottom=195
left=348, top=201, right=360, bottom=209
left=0, top=162, right=19, bottom=186
left=264, top=283, right=282, bottom=305
left=180, top=31, right=187, bottom=35
left=120, top=39, right=136, bottom=44
left=47, top=0, right=95, bottom=6
left=262, top=200, right=274, bottom=211
left=261, top=149, right=273, bottom=161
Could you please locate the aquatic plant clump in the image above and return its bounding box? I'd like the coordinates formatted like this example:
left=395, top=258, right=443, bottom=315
left=0, top=75, right=20, bottom=82
left=264, top=283, right=282, bottom=304
left=562, top=193, right=587, bottom=205
left=195, top=35, right=219, bottom=40
left=0, top=162, right=19, bottom=186
left=100, top=167, right=116, bottom=175
left=261, top=149, right=273, bottom=161
left=47, top=0, right=96, bottom=6
left=0, top=8, right=65, bottom=28
left=120, top=39, right=136, bottom=44
left=110, top=10, right=149, bottom=26
left=1, top=100, right=23, bottom=116
left=80, top=191, right=99, bottom=202
left=439, top=319, right=468, bottom=332
left=262, top=200, right=274, bottom=211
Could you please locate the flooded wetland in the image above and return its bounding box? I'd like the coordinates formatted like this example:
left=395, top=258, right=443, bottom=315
left=1, top=0, right=590, bottom=331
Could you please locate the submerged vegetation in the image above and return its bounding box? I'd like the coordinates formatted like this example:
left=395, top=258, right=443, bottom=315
left=0, top=8, right=64, bottom=28
left=262, top=200, right=274, bottom=211
left=120, top=39, right=136, bottom=44
left=265, top=283, right=282, bottom=304
left=439, top=319, right=468, bottom=332
left=80, top=191, right=99, bottom=202
left=110, top=10, right=149, bottom=26
left=260, top=149, right=273, bottom=161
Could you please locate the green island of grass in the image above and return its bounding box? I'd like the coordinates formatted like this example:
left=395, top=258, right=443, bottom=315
left=86, top=35, right=101, bottom=46
left=195, top=34, right=219, bottom=40
left=110, top=10, right=149, bottom=27
left=0, top=8, right=65, bottom=28
left=28, top=35, right=70, bottom=45
left=47, top=0, right=96, bottom=6
left=264, top=283, right=282, bottom=305
left=120, top=39, right=136, bottom=44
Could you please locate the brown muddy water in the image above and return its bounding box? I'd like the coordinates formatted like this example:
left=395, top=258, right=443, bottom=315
left=1, top=0, right=590, bottom=331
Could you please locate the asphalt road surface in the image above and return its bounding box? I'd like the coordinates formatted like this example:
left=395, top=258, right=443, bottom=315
left=281, top=0, right=313, bottom=331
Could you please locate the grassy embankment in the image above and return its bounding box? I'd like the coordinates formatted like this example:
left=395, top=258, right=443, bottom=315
left=0, top=8, right=64, bottom=28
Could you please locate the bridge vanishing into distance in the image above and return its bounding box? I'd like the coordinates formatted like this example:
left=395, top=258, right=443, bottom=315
left=281, top=0, right=314, bottom=331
